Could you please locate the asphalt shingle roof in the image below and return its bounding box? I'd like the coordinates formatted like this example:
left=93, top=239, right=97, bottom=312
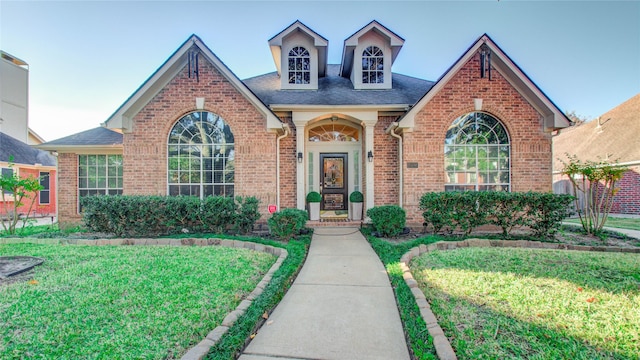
left=41, top=127, right=123, bottom=147
left=0, top=132, right=56, bottom=166
left=553, top=93, right=640, bottom=170
left=244, top=64, right=434, bottom=106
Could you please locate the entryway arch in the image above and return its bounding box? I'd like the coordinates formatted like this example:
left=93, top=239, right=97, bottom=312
left=305, top=119, right=362, bottom=217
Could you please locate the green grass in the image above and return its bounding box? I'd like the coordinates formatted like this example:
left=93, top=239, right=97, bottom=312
left=0, top=223, right=83, bottom=238
left=411, top=247, right=640, bottom=359
left=0, top=243, right=277, bottom=359
left=564, top=216, right=640, bottom=231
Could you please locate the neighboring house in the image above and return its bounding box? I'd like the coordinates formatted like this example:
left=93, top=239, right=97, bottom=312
left=1, top=51, right=57, bottom=219
left=553, top=94, right=640, bottom=215
left=38, top=21, right=570, bottom=228
left=0, top=132, right=57, bottom=219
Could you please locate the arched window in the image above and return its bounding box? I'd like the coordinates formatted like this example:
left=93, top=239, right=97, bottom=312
left=288, top=46, right=310, bottom=84
left=362, top=46, right=384, bottom=84
left=168, top=111, right=234, bottom=198
left=308, top=123, right=359, bottom=142
left=444, top=112, right=510, bottom=191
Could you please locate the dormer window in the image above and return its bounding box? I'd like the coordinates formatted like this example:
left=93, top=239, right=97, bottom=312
left=362, top=46, right=384, bottom=84
left=288, top=46, right=311, bottom=84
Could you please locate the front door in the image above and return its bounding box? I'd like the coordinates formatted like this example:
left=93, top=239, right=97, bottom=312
left=320, top=153, right=348, bottom=211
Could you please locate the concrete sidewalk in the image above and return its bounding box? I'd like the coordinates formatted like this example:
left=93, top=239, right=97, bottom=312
left=239, top=227, right=410, bottom=360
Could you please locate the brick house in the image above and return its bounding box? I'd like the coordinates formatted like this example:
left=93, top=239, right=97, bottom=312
left=553, top=94, right=640, bottom=215
left=38, top=21, right=570, bottom=228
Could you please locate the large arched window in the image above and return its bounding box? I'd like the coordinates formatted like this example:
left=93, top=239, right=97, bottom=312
left=362, top=46, right=384, bottom=84
left=288, top=46, right=310, bottom=84
left=444, top=112, right=510, bottom=191
left=168, top=111, right=234, bottom=198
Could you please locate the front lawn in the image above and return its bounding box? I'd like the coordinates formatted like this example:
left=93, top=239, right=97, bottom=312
left=411, top=247, right=640, bottom=359
left=0, top=243, right=276, bottom=359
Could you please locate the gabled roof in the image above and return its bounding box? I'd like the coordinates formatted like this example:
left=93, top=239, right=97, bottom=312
left=244, top=64, right=433, bottom=108
left=268, top=20, right=329, bottom=77
left=553, top=93, right=640, bottom=170
left=398, top=34, right=571, bottom=132
left=37, top=127, right=123, bottom=153
left=1, top=132, right=56, bottom=166
left=340, top=20, right=405, bottom=78
left=104, top=34, right=282, bottom=133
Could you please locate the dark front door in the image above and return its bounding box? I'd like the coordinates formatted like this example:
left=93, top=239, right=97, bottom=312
left=320, top=153, right=348, bottom=211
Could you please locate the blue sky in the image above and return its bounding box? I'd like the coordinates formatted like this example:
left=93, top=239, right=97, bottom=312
left=1, top=0, right=638, bottom=141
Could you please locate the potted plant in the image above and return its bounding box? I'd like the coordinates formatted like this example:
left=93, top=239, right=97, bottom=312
left=306, top=191, right=321, bottom=221
left=349, top=191, right=363, bottom=221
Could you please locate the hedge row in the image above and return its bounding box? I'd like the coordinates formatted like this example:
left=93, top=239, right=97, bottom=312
left=420, top=191, right=574, bottom=238
left=81, top=195, right=260, bottom=237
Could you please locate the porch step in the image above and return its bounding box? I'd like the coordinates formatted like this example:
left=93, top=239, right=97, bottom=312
left=307, top=219, right=363, bottom=227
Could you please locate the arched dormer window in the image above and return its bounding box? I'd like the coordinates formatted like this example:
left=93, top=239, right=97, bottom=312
left=168, top=111, right=234, bottom=198
left=288, top=46, right=310, bottom=84
left=444, top=112, right=510, bottom=191
left=362, top=46, right=384, bottom=84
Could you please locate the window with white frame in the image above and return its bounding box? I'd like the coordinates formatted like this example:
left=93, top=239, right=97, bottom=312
left=39, top=171, right=50, bottom=204
left=78, top=155, right=123, bottom=211
left=444, top=112, right=510, bottom=191
left=362, top=46, right=384, bottom=84
left=288, top=46, right=310, bottom=84
left=168, top=111, right=234, bottom=198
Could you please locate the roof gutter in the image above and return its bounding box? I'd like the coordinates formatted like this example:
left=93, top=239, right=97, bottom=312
left=385, top=122, right=402, bottom=207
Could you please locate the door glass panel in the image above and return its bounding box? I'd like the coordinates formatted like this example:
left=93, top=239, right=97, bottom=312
left=323, top=157, right=344, bottom=189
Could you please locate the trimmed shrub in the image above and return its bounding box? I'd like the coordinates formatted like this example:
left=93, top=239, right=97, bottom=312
left=306, top=191, right=321, bottom=203
left=81, top=195, right=261, bottom=237
left=522, top=192, right=574, bottom=238
left=234, top=196, right=261, bottom=234
left=419, top=191, right=574, bottom=238
left=267, top=208, right=308, bottom=241
left=367, top=205, right=406, bottom=237
left=349, top=191, right=363, bottom=202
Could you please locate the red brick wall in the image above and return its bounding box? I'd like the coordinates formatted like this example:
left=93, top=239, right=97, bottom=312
left=401, top=51, right=553, bottom=224
left=278, top=115, right=297, bottom=209
left=57, top=153, right=81, bottom=228
left=612, top=166, right=640, bottom=214
left=374, top=115, right=401, bottom=206
left=123, top=52, right=278, bottom=220
left=0, top=167, right=56, bottom=219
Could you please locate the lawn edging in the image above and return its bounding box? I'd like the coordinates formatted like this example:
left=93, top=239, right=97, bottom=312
left=1, top=237, right=289, bottom=360
left=399, top=239, right=640, bottom=360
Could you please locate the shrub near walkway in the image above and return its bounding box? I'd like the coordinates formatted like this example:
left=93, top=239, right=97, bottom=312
left=411, top=247, right=640, bottom=359
left=0, top=243, right=276, bottom=359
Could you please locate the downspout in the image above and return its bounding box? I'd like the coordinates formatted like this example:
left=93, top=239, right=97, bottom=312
left=276, top=123, right=290, bottom=210
left=385, top=122, right=402, bottom=207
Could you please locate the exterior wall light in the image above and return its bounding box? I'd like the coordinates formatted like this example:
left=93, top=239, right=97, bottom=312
left=367, top=150, right=374, bottom=162
left=297, top=152, right=303, bottom=163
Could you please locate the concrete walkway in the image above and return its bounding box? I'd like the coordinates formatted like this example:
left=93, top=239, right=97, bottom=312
left=239, top=227, right=411, bottom=360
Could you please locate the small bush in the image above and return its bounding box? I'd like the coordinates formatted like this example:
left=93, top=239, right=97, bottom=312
left=349, top=191, right=363, bottom=202
left=267, top=208, right=308, bottom=241
left=200, top=196, right=237, bottom=233
left=367, top=205, right=406, bottom=237
left=306, top=191, right=321, bottom=203
left=234, top=196, right=261, bottom=234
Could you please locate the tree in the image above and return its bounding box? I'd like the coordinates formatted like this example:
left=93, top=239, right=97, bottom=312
left=565, top=111, right=591, bottom=127
left=561, top=154, right=627, bottom=236
left=0, top=161, right=44, bottom=234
